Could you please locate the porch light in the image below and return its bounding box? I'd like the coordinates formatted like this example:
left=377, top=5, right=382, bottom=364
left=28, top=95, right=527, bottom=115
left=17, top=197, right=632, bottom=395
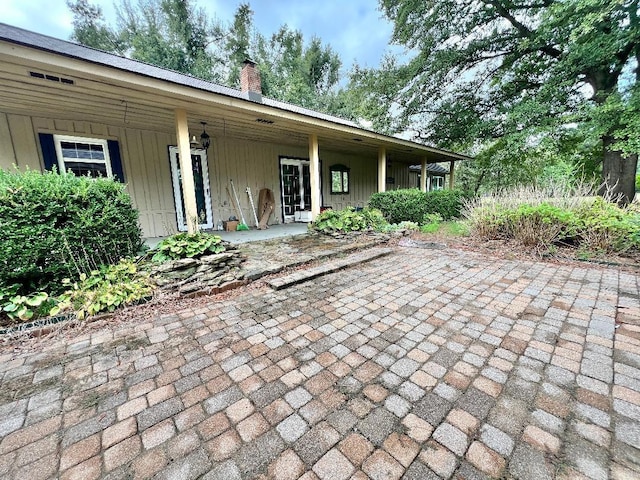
left=199, top=121, right=211, bottom=150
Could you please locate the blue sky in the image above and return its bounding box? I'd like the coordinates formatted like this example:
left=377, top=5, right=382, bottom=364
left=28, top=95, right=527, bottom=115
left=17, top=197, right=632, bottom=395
left=3, top=0, right=400, bottom=70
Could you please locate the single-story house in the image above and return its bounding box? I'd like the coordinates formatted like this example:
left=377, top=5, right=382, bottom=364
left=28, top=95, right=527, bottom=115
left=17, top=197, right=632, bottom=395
left=0, top=23, right=469, bottom=237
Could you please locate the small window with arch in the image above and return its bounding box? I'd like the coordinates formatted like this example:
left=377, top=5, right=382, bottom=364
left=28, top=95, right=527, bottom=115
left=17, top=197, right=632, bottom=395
left=330, top=164, right=350, bottom=194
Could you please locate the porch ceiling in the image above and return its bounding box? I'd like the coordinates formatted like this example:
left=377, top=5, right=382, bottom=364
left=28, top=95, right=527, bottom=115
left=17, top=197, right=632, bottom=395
left=0, top=43, right=465, bottom=165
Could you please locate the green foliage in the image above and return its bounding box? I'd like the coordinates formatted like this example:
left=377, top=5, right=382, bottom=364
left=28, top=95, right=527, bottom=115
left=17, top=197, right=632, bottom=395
left=0, top=285, right=52, bottom=322
left=151, top=232, right=226, bottom=262
left=52, top=259, right=153, bottom=319
left=68, top=1, right=358, bottom=118
left=506, top=204, right=577, bottom=249
left=636, top=174, right=640, bottom=192
left=0, top=169, right=143, bottom=296
left=358, top=0, right=640, bottom=201
left=310, top=207, right=388, bottom=233
left=369, top=189, right=467, bottom=224
left=574, top=198, right=640, bottom=253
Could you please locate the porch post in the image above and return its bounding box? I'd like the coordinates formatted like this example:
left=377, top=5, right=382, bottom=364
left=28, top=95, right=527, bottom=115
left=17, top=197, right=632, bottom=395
left=309, top=133, right=321, bottom=220
left=378, top=146, right=386, bottom=192
left=175, top=108, right=198, bottom=233
left=449, top=160, right=455, bottom=190
left=420, top=157, right=427, bottom=192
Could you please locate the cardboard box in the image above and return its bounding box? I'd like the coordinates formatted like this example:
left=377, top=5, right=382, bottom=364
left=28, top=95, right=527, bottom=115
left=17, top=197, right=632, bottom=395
left=223, top=220, right=239, bottom=231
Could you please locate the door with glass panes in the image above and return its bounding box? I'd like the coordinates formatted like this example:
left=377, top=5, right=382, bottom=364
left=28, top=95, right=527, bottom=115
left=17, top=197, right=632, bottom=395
left=280, top=158, right=312, bottom=222
left=169, top=146, right=213, bottom=231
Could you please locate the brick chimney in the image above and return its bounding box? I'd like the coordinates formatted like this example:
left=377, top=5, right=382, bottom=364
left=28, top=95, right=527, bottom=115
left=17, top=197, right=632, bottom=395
left=240, top=59, right=262, bottom=102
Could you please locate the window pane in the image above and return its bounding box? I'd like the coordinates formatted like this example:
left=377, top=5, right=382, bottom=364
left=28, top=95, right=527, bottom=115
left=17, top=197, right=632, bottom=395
left=60, top=141, right=79, bottom=159
left=332, top=171, right=342, bottom=193
left=64, top=161, right=108, bottom=178
left=342, top=172, right=349, bottom=193
left=90, top=144, right=105, bottom=160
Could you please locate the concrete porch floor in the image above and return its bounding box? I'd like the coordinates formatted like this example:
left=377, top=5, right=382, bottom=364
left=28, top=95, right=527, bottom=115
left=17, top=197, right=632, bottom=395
left=145, top=223, right=310, bottom=249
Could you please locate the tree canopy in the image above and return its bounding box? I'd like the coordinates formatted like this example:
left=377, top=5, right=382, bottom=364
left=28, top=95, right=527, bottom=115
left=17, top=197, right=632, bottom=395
left=356, top=0, right=640, bottom=201
left=67, top=0, right=356, bottom=118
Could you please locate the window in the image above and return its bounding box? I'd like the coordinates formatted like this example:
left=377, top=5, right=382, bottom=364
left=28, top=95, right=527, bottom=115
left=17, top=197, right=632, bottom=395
left=432, top=176, right=444, bottom=191
left=53, top=135, right=112, bottom=178
left=330, top=164, right=350, bottom=194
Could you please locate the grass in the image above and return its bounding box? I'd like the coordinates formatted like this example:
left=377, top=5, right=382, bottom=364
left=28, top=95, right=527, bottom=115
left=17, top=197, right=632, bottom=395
left=419, top=221, right=469, bottom=236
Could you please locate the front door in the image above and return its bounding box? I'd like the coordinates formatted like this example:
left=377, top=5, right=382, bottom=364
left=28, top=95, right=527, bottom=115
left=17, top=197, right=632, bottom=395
left=169, top=146, right=213, bottom=231
left=280, top=158, right=312, bottom=223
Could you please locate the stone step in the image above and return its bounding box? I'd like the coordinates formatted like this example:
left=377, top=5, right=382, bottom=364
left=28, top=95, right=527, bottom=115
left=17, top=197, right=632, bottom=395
left=266, top=247, right=394, bottom=290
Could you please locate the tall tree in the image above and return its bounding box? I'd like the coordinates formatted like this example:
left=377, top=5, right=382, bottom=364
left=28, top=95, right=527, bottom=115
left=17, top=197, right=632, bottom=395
left=360, top=0, right=640, bottom=202
left=69, top=0, right=224, bottom=80
left=68, top=1, right=356, bottom=118
left=67, top=0, right=123, bottom=53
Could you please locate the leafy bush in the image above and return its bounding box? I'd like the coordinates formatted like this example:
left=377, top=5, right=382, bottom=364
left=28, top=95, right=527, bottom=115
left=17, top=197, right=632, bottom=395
left=505, top=203, right=577, bottom=248
left=151, top=232, right=226, bottom=262
left=369, top=189, right=467, bottom=223
left=574, top=198, right=640, bottom=252
left=0, top=169, right=143, bottom=295
left=1, top=284, right=52, bottom=322
left=52, top=259, right=153, bottom=319
left=310, top=207, right=388, bottom=233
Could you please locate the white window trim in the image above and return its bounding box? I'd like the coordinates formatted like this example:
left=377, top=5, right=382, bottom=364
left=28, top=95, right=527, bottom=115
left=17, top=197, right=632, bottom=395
left=53, top=134, right=112, bottom=177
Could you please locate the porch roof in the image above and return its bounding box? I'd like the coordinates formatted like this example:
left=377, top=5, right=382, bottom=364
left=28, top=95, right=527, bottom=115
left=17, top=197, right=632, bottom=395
left=0, top=23, right=470, bottom=165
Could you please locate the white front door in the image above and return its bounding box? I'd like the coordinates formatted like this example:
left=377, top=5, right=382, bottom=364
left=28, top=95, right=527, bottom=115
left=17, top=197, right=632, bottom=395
left=169, top=146, right=213, bottom=231
left=280, top=158, right=312, bottom=223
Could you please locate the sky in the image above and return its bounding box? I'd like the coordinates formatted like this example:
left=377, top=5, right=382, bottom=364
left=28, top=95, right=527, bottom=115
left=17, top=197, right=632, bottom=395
left=3, top=0, right=401, bottom=70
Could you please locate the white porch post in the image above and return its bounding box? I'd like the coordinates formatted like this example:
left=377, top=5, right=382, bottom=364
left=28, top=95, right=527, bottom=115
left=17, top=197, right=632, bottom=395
left=378, top=146, right=386, bottom=192
left=309, top=133, right=321, bottom=220
left=420, top=157, right=427, bottom=192
left=175, top=108, right=198, bottom=233
left=449, top=160, right=455, bottom=190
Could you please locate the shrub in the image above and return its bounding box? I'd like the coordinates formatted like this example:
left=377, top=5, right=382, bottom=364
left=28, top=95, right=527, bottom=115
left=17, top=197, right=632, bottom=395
left=574, top=198, right=640, bottom=252
left=369, top=189, right=467, bottom=223
left=0, top=169, right=143, bottom=295
left=464, top=183, right=640, bottom=253
left=52, top=259, right=153, bottom=319
left=310, top=207, right=388, bottom=233
left=505, top=203, right=577, bottom=249
left=151, top=232, right=226, bottom=262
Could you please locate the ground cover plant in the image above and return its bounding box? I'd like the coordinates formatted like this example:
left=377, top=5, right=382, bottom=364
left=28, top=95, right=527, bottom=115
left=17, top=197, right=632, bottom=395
left=310, top=207, right=389, bottom=233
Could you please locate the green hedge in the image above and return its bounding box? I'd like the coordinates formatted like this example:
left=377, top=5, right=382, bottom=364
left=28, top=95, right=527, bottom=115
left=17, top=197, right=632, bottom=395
left=0, top=169, right=143, bottom=295
left=369, top=189, right=467, bottom=223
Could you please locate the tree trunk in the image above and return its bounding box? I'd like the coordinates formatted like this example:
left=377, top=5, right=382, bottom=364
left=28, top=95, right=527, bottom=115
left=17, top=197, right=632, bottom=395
left=600, top=136, right=637, bottom=205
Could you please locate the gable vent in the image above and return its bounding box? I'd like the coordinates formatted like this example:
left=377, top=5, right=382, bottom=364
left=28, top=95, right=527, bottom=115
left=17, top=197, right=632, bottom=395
left=29, top=71, right=75, bottom=85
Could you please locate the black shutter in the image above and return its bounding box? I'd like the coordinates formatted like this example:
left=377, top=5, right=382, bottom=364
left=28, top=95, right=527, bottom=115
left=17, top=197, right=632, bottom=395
left=107, top=140, right=125, bottom=183
left=38, top=133, right=57, bottom=171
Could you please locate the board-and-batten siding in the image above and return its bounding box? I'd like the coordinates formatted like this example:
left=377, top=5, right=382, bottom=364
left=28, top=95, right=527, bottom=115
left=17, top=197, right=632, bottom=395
left=208, top=137, right=307, bottom=227
left=320, top=151, right=378, bottom=211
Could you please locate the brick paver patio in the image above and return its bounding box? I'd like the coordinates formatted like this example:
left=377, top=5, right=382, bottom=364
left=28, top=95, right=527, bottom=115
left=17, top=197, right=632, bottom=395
left=0, top=246, right=639, bottom=479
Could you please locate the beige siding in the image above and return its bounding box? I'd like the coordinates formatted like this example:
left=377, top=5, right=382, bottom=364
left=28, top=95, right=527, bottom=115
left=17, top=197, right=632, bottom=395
left=209, top=137, right=307, bottom=226
left=1, top=114, right=40, bottom=170
left=320, top=150, right=378, bottom=210
left=0, top=113, right=16, bottom=167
